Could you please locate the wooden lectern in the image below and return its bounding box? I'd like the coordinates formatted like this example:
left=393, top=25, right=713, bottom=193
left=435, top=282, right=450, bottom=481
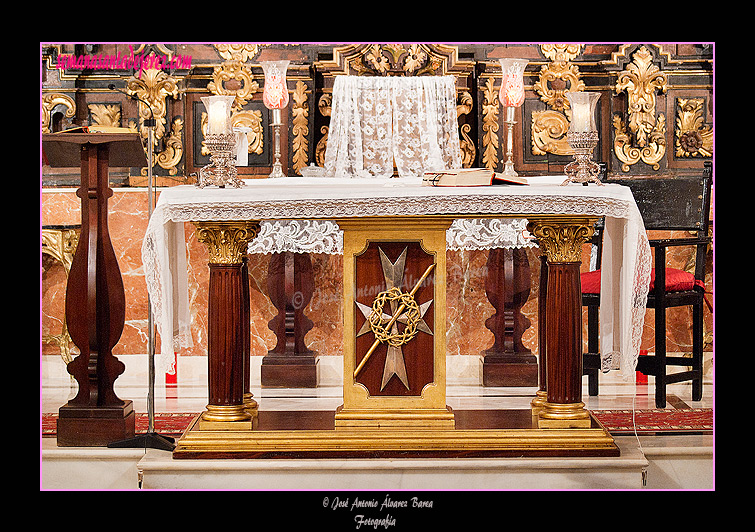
left=42, top=133, right=146, bottom=446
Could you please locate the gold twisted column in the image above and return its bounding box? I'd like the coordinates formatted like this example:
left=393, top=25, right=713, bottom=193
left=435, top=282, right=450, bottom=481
left=194, top=220, right=260, bottom=430
left=527, top=216, right=597, bottom=429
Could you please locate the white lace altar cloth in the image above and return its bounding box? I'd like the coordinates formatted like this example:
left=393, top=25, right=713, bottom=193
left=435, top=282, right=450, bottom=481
left=142, top=176, right=650, bottom=380
left=323, top=76, right=462, bottom=178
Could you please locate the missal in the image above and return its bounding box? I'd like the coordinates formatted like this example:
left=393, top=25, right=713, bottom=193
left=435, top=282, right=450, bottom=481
left=52, top=126, right=134, bottom=134
left=422, top=167, right=528, bottom=187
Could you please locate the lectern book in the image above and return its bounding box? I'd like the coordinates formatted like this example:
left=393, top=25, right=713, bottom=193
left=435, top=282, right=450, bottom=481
left=422, top=168, right=528, bottom=187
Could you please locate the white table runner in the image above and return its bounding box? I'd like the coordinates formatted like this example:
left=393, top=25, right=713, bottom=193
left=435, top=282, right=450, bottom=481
left=142, top=176, right=650, bottom=379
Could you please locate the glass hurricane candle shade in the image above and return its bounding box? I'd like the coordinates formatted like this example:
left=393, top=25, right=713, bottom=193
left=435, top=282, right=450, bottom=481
left=567, top=91, right=600, bottom=133
left=498, top=59, right=528, bottom=177
left=562, top=91, right=602, bottom=186
left=261, top=60, right=290, bottom=110
left=201, top=95, right=236, bottom=136
left=498, top=58, right=528, bottom=107
left=261, top=60, right=290, bottom=178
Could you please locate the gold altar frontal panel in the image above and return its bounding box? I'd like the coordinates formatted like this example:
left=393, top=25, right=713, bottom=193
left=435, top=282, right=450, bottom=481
left=335, top=217, right=454, bottom=431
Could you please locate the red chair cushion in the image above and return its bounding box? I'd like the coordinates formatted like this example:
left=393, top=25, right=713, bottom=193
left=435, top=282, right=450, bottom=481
left=581, top=268, right=705, bottom=295
left=580, top=270, right=602, bottom=294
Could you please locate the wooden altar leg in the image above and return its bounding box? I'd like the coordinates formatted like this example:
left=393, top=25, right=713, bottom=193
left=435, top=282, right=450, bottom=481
left=261, top=252, right=317, bottom=388
left=482, top=247, right=537, bottom=386
left=240, top=256, right=258, bottom=419
left=530, top=254, right=548, bottom=416
left=58, top=142, right=134, bottom=447
left=527, top=217, right=596, bottom=429
left=194, top=221, right=260, bottom=430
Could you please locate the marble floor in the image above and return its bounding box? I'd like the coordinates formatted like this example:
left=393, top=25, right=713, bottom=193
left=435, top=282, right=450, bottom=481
left=41, top=371, right=714, bottom=417
left=40, top=364, right=715, bottom=490
left=41, top=371, right=715, bottom=453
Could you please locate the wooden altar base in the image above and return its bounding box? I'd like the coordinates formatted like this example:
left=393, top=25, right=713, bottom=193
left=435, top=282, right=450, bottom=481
left=172, top=409, right=619, bottom=459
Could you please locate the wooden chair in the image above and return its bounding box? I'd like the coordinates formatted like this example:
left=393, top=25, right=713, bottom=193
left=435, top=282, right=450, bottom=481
left=581, top=161, right=712, bottom=407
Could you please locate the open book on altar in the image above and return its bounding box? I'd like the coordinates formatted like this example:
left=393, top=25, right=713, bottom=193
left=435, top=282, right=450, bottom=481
left=422, top=168, right=528, bottom=187
left=50, top=125, right=135, bottom=134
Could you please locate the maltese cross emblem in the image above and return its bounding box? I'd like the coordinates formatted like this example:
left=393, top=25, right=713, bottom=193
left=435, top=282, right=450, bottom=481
left=354, top=247, right=434, bottom=391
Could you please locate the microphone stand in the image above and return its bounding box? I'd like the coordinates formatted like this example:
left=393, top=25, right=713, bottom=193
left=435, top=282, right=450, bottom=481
left=107, top=84, right=175, bottom=452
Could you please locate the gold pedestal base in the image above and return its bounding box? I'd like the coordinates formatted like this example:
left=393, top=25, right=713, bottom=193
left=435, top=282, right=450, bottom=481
left=196, top=404, right=255, bottom=432
left=530, top=390, right=548, bottom=417
left=537, top=402, right=592, bottom=429
left=334, top=406, right=455, bottom=431
left=244, top=393, right=259, bottom=420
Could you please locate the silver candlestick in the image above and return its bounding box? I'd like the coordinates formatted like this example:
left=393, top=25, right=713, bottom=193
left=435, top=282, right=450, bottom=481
left=269, top=108, right=285, bottom=178
left=198, top=132, right=244, bottom=188
left=561, top=131, right=603, bottom=186
left=502, top=106, right=518, bottom=177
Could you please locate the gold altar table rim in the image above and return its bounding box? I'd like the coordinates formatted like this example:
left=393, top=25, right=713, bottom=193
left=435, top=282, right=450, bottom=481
left=142, top=175, right=650, bottom=379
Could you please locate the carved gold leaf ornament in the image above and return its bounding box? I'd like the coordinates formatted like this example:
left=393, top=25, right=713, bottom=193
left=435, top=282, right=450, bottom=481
left=404, top=44, right=427, bottom=73
left=318, top=93, right=332, bottom=117
left=675, top=97, right=712, bottom=157
left=154, top=117, right=183, bottom=175
left=540, top=44, right=584, bottom=63
left=126, top=64, right=179, bottom=147
left=531, top=44, right=586, bottom=157
left=231, top=110, right=264, bottom=155
left=214, top=44, right=261, bottom=63
left=193, top=221, right=261, bottom=265
left=365, top=44, right=391, bottom=74
left=42, top=92, right=76, bottom=133
left=531, top=110, right=572, bottom=156
left=125, top=62, right=184, bottom=176
left=615, top=46, right=667, bottom=147
left=314, top=93, right=332, bottom=167
left=613, top=45, right=668, bottom=171
left=613, top=113, right=667, bottom=171
left=456, top=91, right=476, bottom=167
left=292, top=81, right=310, bottom=175
left=207, top=60, right=259, bottom=108
left=315, top=126, right=329, bottom=167
left=533, top=61, right=585, bottom=112
left=88, top=103, right=122, bottom=127
left=526, top=218, right=595, bottom=263
left=459, top=123, right=475, bottom=167
left=41, top=227, right=80, bottom=366
left=349, top=44, right=450, bottom=77
left=481, top=77, right=500, bottom=170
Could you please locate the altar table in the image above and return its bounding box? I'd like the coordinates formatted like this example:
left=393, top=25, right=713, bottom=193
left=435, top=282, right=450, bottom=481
left=142, top=176, right=650, bottom=456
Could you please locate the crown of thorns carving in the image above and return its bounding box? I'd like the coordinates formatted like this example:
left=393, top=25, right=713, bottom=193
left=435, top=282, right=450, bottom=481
left=367, top=287, right=421, bottom=347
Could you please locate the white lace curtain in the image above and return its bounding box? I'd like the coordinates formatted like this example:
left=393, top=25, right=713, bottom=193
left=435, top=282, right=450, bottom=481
left=324, top=75, right=462, bottom=177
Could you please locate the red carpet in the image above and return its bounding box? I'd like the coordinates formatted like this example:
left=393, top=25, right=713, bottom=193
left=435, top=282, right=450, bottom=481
left=42, top=412, right=198, bottom=438
left=41, top=409, right=713, bottom=437
left=591, top=408, right=713, bottom=434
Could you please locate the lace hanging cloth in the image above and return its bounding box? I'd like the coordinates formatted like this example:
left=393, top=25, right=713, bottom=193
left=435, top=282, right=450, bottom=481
left=246, top=216, right=535, bottom=255
left=323, top=76, right=462, bottom=177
